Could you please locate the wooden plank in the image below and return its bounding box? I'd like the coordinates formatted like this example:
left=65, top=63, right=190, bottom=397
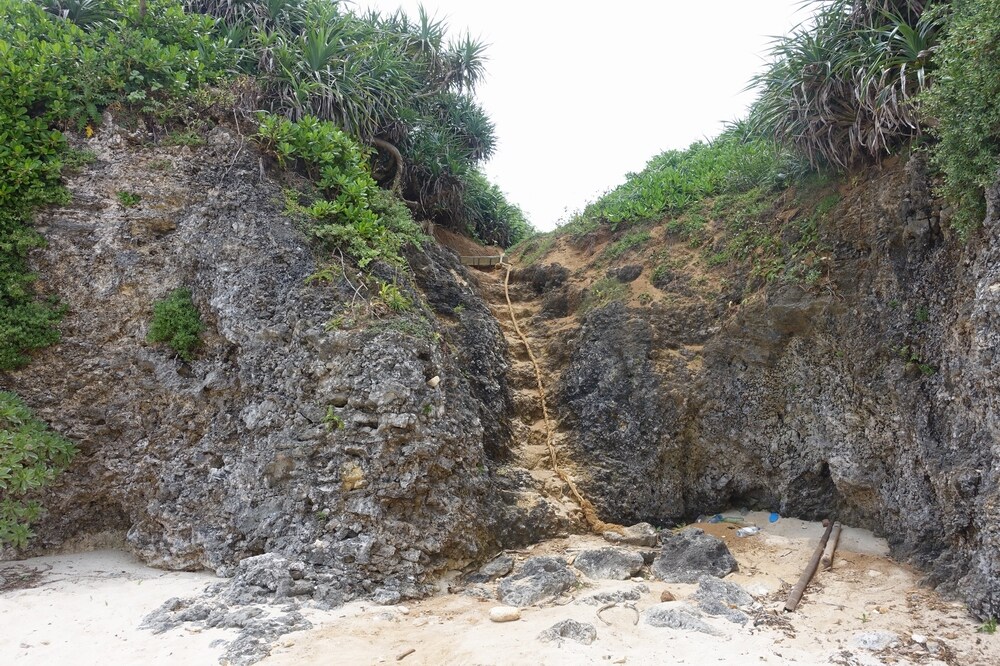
left=460, top=255, right=502, bottom=267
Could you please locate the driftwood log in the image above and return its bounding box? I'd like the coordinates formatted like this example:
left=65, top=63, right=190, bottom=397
left=784, top=519, right=835, bottom=612
left=821, top=521, right=843, bottom=570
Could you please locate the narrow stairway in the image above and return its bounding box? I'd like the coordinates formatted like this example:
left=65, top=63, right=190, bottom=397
left=470, top=263, right=623, bottom=537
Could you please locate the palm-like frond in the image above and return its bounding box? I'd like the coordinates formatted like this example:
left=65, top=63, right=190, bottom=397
left=749, top=0, right=940, bottom=168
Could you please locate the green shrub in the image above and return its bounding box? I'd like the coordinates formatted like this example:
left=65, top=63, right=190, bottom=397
left=116, top=190, right=141, bottom=206
left=750, top=0, right=937, bottom=168
left=922, top=0, right=1000, bottom=235
left=0, top=391, right=77, bottom=548
left=573, top=130, right=789, bottom=229
left=147, top=287, right=204, bottom=361
left=0, top=0, right=232, bottom=371
left=256, top=113, right=423, bottom=268
left=456, top=169, right=533, bottom=249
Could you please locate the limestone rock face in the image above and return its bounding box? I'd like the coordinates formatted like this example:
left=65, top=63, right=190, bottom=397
left=0, top=122, right=539, bottom=601
left=551, top=156, right=1000, bottom=618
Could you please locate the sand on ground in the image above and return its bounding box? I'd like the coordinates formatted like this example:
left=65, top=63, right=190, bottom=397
left=0, top=549, right=230, bottom=665
left=2, top=514, right=997, bottom=666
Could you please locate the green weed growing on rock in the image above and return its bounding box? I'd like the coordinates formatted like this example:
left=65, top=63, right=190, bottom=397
left=0, top=391, right=77, bottom=548
left=147, top=287, right=203, bottom=361
left=256, top=113, right=422, bottom=269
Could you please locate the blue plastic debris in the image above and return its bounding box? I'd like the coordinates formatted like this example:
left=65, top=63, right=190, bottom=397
left=769, top=512, right=780, bottom=523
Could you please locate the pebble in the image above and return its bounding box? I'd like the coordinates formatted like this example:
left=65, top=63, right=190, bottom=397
left=660, top=590, right=676, bottom=602
left=489, top=606, right=522, bottom=623
left=911, top=633, right=927, bottom=644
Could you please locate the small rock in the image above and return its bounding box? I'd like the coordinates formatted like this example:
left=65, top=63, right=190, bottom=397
left=651, top=528, right=738, bottom=583
left=465, top=553, right=514, bottom=583
left=538, top=619, right=597, bottom=645
left=573, top=548, right=644, bottom=580
left=426, top=375, right=440, bottom=388
left=578, top=584, right=648, bottom=606
left=851, top=631, right=900, bottom=651
left=660, top=590, right=676, bottom=602
left=691, top=575, right=754, bottom=624
left=372, top=588, right=401, bottom=606
left=911, top=633, right=927, bottom=644
left=608, top=265, right=643, bottom=283
left=489, top=606, right=521, bottom=623
left=604, top=523, right=658, bottom=548
left=643, top=603, right=723, bottom=636
left=497, top=556, right=577, bottom=607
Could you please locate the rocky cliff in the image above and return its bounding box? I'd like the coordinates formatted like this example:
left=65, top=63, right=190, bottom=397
left=0, top=120, right=562, bottom=603
left=4, top=125, right=998, bottom=620
left=518, top=156, right=999, bottom=619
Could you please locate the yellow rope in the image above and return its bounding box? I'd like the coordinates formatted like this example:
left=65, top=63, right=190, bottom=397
left=501, top=263, right=624, bottom=535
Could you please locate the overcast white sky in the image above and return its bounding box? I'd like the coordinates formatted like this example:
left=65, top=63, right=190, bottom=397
left=358, top=1, right=805, bottom=230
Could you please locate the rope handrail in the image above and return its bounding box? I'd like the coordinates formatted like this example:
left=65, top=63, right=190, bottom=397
left=501, top=262, right=625, bottom=536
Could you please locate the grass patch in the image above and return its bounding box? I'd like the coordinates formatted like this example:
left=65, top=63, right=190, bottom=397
left=579, top=277, right=629, bottom=314
left=570, top=130, right=792, bottom=230
left=513, top=232, right=557, bottom=266
left=604, top=230, right=651, bottom=260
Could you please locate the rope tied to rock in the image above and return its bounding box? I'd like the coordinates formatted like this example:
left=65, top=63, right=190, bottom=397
left=501, top=262, right=625, bottom=536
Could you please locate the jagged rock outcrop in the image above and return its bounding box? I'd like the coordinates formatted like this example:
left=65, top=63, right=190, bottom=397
left=546, top=156, right=1000, bottom=618
left=0, top=120, right=548, bottom=600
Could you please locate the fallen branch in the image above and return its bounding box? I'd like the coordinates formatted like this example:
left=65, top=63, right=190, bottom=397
left=784, top=519, right=834, bottom=613
left=821, top=521, right=843, bottom=570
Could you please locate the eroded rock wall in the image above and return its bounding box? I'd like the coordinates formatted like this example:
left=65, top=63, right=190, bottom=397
left=0, top=122, right=527, bottom=601
left=552, top=157, right=1000, bottom=618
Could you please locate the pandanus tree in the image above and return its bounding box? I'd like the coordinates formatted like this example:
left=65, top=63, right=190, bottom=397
left=180, top=0, right=515, bottom=241
left=749, top=0, right=940, bottom=168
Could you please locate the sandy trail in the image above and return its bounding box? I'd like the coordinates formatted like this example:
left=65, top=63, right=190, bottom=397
left=2, top=515, right=997, bottom=666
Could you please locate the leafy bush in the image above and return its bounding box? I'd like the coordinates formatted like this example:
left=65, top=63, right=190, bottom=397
left=0, top=391, right=77, bottom=548
left=922, top=0, right=1000, bottom=234
left=457, top=169, right=533, bottom=248
left=147, top=287, right=204, bottom=361
left=0, top=0, right=232, bottom=370
left=257, top=113, right=423, bottom=268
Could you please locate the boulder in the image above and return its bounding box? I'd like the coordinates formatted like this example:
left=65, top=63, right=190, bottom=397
left=651, top=528, right=737, bottom=583
left=497, top=556, right=577, bottom=607
left=538, top=619, right=598, bottom=645
left=573, top=548, right=644, bottom=580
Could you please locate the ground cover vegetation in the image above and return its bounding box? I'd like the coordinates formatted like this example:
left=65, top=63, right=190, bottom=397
left=555, top=0, right=999, bottom=276
left=0, top=391, right=78, bottom=547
